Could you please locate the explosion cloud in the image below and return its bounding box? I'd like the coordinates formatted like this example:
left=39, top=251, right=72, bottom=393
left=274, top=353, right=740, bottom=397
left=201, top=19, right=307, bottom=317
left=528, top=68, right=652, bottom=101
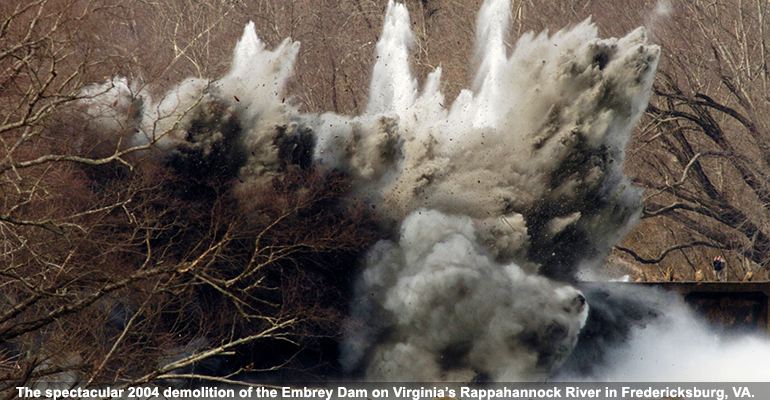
left=333, top=0, right=657, bottom=380
left=340, top=209, right=588, bottom=381
left=78, top=0, right=770, bottom=383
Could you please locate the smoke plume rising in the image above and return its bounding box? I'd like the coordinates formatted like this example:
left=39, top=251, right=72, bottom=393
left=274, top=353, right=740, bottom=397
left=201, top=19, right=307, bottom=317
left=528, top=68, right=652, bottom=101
left=340, top=209, right=588, bottom=381
left=78, top=0, right=770, bottom=382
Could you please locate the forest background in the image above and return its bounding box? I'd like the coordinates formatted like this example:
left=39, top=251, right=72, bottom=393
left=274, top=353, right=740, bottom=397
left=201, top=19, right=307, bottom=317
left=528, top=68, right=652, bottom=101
left=1, top=0, right=769, bottom=391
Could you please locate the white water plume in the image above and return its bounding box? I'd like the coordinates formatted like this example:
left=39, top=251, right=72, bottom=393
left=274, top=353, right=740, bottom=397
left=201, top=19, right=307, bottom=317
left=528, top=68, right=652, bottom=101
left=81, top=22, right=300, bottom=185
left=556, top=284, right=770, bottom=382
left=334, top=0, right=660, bottom=380
left=337, top=0, right=659, bottom=280
left=76, top=0, right=770, bottom=383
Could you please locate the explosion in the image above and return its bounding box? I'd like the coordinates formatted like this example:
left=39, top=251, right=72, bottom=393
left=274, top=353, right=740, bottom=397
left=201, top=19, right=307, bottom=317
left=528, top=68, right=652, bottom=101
left=78, top=0, right=770, bottom=383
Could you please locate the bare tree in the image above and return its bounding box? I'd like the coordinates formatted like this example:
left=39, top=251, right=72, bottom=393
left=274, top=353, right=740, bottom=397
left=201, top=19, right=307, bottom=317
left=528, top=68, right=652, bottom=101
left=616, top=0, right=770, bottom=281
left=0, top=0, right=378, bottom=392
left=6, top=0, right=767, bottom=393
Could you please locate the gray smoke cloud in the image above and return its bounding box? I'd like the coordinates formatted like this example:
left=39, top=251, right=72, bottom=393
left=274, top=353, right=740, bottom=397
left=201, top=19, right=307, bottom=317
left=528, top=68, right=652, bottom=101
left=77, top=0, right=770, bottom=384
left=79, top=21, right=302, bottom=189
left=335, top=0, right=658, bottom=380
left=312, top=0, right=659, bottom=282
left=340, top=209, right=587, bottom=381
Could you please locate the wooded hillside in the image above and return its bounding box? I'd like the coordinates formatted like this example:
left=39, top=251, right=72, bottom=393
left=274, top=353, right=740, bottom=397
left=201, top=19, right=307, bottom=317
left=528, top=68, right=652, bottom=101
left=1, top=0, right=767, bottom=390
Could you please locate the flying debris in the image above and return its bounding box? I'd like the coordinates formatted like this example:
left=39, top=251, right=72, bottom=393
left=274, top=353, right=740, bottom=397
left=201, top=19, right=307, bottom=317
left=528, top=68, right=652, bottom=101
left=78, top=0, right=770, bottom=384
left=338, top=0, right=660, bottom=381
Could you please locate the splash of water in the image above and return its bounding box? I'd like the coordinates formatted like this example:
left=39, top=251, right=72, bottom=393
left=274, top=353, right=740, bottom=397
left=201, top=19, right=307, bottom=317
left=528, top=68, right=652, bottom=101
left=344, top=2, right=656, bottom=280
left=78, top=0, right=770, bottom=383
left=556, top=283, right=770, bottom=382
left=334, top=0, right=658, bottom=380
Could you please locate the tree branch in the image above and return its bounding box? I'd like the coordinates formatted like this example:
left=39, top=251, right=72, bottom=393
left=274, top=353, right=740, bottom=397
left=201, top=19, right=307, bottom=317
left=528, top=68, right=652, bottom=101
left=615, top=241, right=726, bottom=264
